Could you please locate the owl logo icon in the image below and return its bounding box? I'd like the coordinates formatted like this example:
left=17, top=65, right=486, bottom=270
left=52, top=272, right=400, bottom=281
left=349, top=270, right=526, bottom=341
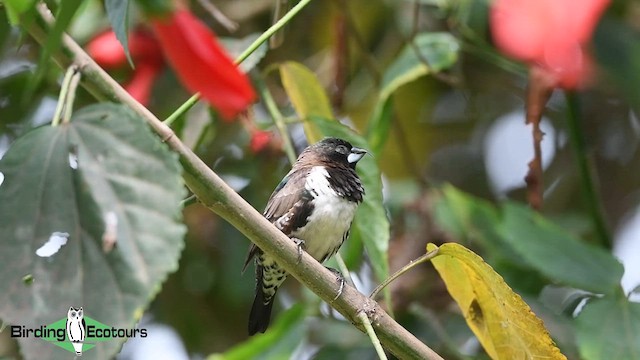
left=66, top=307, right=86, bottom=356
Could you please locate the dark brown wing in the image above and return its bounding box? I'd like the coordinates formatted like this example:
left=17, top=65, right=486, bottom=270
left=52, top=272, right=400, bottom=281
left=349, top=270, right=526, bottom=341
left=242, top=169, right=312, bottom=272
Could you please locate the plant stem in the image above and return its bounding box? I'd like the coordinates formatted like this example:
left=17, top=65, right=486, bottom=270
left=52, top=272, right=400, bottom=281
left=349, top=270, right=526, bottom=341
left=370, top=248, right=439, bottom=299
left=564, top=92, right=611, bottom=247
left=253, top=74, right=297, bottom=164
left=357, top=310, right=389, bottom=360
left=52, top=66, right=76, bottom=127
left=62, top=67, right=81, bottom=124
left=166, top=0, right=313, bottom=130
left=164, top=93, right=201, bottom=126
left=334, top=253, right=356, bottom=288
left=234, top=0, right=314, bottom=65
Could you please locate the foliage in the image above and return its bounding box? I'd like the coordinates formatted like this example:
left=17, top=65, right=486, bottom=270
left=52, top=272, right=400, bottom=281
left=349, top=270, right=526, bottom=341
left=1, top=0, right=639, bottom=359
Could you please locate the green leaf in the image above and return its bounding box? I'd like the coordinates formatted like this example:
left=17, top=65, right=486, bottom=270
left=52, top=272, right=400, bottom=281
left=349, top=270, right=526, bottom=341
left=433, top=184, right=503, bottom=253
left=593, top=18, right=640, bottom=110
left=500, top=203, right=623, bottom=295
left=208, top=304, right=305, bottom=360
left=433, top=185, right=624, bottom=295
left=367, top=32, right=459, bottom=155
left=105, top=0, right=132, bottom=66
left=280, top=61, right=333, bottom=143
left=34, top=0, right=83, bottom=84
left=0, top=103, right=186, bottom=359
left=576, top=294, right=640, bottom=360
left=310, top=117, right=390, bottom=288
left=2, top=0, right=36, bottom=24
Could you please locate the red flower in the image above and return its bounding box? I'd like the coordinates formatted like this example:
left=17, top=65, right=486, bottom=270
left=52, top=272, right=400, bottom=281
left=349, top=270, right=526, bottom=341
left=87, top=29, right=164, bottom=105
left=150, top=9, right=256, bottom=120
left=490, top=0, right=610, bottom=89
left=124, top=63, right=162, bottom=106
left=86, top=31, right=128, bottom=68
left=249, top=130, right=273, bottom=154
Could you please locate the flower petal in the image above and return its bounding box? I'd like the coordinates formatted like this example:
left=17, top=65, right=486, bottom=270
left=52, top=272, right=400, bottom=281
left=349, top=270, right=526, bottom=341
left=151, top=10, right=256, bottom=120
left=490, top=0, right=609, bottom=89
left=125, top=63, right=162, bottom=106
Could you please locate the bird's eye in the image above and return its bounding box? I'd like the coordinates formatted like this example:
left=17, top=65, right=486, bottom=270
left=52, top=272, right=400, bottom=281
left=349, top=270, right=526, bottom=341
left=71, top=312, right=76, bottom=317
left=336, top=145, right=348, bottom=154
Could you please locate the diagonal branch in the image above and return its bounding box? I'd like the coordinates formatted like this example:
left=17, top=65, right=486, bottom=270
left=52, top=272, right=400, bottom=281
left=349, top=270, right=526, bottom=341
left=24, top=4, right=443, bottom=359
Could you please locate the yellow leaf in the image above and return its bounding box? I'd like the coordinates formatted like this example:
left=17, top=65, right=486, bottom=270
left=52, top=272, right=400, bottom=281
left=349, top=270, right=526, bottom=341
left=427, top=243, right=566, bottom=360
left=279, top=61, right=333, bottom=143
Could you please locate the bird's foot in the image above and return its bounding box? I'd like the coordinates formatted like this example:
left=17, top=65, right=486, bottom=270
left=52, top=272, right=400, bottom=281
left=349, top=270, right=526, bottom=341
left=325, top=267, right=346, bottom=300
left=292, top=238, right=306, bottom=263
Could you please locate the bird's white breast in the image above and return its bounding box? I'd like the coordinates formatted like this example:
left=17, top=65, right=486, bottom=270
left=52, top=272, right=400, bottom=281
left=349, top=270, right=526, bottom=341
left=294, top=166, right=358, bottom=262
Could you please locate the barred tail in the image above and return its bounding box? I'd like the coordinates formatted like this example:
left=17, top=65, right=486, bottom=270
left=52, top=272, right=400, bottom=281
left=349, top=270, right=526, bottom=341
left=248, top=257, right=287, bottom=335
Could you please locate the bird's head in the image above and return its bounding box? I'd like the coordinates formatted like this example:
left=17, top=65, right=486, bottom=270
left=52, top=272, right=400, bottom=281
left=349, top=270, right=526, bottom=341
left=304, top=137, right=368, bottom=169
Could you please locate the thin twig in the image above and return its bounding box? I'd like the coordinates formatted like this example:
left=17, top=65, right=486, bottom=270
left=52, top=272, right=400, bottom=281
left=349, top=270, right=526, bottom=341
left=52, top=66, right=76, bottom=126
left=357, top=310, right=389, bottom=360
left=180, top=194, right=198, bottom=207
left=62, top=66, right=81, bottom=124
left=166, top=0, right=312, bottom=131
left=370, top=248, right=439, bottom=299
left=195, top=0, right=238, bottom=32
left=565, top=92, right=611, bottom=247
left=253, top=74, right=297, bottom=164
left=235, top=0, right=314, bottom=65
left=334, top=253, right=356, bottom=288
left=524, top=67, right=554, bottom=210
left=164, top=93, right=201, bottom=126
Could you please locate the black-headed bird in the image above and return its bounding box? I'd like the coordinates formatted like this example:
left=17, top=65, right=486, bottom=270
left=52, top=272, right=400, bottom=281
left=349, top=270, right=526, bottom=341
left=243, top=137, right=367, bottom=335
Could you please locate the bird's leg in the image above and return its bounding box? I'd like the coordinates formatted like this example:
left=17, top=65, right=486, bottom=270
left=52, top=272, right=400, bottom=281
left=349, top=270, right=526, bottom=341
left=325, top=267, right=346, bottom=300
left=292, top=238, right=306, bottom=263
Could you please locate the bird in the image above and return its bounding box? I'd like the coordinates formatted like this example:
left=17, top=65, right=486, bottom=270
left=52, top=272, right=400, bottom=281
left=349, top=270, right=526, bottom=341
left=243, top=137, right=367, bottom=335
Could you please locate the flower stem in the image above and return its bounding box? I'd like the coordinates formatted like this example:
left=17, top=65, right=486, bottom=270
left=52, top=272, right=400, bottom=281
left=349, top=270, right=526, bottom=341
left=234, top=0, right=314, bottom=65
left=163, top=93, right=201, bottom=126
left=357, top=310, right=388, bottom=360
left=62, top=67, right=81, bottom=124
left=564, top=92, right=611, bottom=247
left=52, top=66, right=76, bottom=126
left=370, top=248, right=439, bottom=299
left=165, top=0, right=313, bottom=127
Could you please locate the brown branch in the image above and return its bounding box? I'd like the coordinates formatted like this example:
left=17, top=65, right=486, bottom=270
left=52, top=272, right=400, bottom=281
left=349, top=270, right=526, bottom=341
left=25, top=3, right=443, bottom=359
left=524, top=67, right=555, bottom=210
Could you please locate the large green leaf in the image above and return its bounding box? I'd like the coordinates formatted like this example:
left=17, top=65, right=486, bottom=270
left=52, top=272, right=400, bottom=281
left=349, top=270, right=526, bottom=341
left=433, top=185, right=624, bottom=295
left=2, top=0, right=37, bottom=24
left=576, top=294, right=640, bottom=360
left=367, top=32, right=459, bottom=155
left=34, top=0, right=83, bottom=84
left=0, top=103, right=186, bottom=360
left=208, top=304, right=306, bottom=360
left=500, top=203, right=623, bottom=295
left=310, top=117, right=390, bottom=288
left=280, top=61, right=333, bottom=143
left=105, top=0, right=132, bottom=65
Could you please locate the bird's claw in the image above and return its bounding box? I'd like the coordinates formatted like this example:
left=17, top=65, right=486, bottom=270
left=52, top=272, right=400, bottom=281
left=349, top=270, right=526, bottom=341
left=326, top=267, right=346, bottom=300
left=292, top=238, right=305, bottom=264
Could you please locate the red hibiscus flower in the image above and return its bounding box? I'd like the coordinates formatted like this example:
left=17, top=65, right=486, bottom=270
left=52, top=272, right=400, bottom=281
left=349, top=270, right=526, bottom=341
left=490, top=0, right=610, bottom=89
left=150, top=9, right=256, bottom=120
left=87, top=29, right=164, bottom=105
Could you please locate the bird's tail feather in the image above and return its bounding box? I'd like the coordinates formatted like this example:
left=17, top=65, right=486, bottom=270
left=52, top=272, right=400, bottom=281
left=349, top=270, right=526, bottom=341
left=248, top=287, right=274, bottom=335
